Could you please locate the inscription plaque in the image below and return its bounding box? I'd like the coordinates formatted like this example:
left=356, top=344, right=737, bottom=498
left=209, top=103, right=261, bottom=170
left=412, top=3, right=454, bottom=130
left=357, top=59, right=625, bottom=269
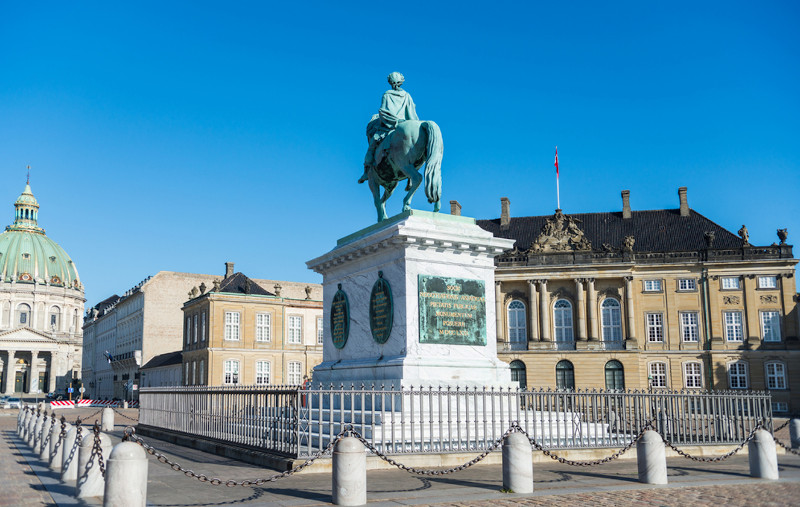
left=370, top=271, right=393, bottom=344
left=330, top=283, right=349, bottom=349
left=418, top=274, right=486, bottom=345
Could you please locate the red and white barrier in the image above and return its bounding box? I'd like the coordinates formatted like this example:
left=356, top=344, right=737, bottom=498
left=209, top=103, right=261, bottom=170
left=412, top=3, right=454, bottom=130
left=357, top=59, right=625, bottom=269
left=49, top=400, right=75, bottom=409
left=49, top=399, right=139, bottom=409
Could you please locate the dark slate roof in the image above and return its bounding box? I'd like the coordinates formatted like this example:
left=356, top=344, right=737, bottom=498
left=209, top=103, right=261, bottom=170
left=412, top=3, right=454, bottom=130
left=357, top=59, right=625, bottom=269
left=477, top=209, right=744, bottom=253
left=218, top=272, right=274, bottom=296
left=141, top=351, right=182, bottom=370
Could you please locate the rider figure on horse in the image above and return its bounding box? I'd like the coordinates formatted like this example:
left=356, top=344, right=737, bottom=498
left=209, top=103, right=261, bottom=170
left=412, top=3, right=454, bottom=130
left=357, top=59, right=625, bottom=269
left=359, top=72, right=419, bottom=183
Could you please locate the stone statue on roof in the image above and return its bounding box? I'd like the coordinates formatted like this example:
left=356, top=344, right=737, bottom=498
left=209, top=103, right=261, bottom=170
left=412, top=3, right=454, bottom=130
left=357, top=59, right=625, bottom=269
left=738, top=225, right=749, bottom=245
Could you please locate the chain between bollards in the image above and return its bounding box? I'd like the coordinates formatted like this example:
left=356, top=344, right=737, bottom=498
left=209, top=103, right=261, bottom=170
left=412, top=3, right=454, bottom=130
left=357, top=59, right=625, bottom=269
left=661, top=422, right=763, bottom=463
left=90, top=422, right=107, bottom=478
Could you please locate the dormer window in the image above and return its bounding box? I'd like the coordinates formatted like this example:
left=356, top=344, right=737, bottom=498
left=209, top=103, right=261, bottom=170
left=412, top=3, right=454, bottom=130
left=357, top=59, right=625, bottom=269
left=22, top=253, right=30, bottom=259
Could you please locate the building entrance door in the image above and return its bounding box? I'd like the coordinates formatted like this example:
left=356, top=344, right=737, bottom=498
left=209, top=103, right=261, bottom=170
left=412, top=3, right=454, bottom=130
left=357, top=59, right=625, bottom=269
left=39, top=372, right=48, bottom=393
left=14, top=370, right=28, bottom=393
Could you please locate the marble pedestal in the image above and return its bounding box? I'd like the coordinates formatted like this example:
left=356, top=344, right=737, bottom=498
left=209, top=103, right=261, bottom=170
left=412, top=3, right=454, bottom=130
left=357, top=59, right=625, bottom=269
left=307, top=210, right=515, bottom=389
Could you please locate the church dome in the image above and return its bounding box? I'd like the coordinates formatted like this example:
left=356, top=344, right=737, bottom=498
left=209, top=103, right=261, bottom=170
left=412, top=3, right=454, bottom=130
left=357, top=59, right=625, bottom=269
left=0, top=182, right=81, bottom=288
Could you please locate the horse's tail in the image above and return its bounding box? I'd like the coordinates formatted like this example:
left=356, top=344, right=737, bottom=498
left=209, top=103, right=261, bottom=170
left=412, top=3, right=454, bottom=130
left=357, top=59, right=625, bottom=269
left=422, top=121, right=443, bottom=204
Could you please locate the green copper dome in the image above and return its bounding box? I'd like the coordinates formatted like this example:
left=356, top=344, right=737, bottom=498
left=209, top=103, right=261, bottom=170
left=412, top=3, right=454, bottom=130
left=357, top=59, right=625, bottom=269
left=0, top=183, right=81, bottom=288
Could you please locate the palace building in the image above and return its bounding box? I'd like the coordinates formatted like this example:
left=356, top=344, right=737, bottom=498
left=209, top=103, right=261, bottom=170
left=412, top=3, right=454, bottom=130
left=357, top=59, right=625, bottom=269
left=181, top=263, right=323, bottom=386
left=0, top=181, right=85, bottom=395
left=475, top=187, right=799, bottom=414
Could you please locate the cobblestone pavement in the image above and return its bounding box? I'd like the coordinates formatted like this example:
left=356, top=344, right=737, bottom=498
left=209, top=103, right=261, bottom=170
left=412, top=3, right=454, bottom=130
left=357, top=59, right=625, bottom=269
left=0, top=412, right=54, bottom=506
left=5, top=409, right=800, bottom=506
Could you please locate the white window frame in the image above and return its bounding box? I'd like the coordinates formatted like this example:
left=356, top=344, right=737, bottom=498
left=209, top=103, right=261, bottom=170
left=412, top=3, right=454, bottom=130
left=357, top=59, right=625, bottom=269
left=255, top=361, right=271, bottom=385
left=678, top=278, right=696, bottom=291
left=224, top=359, right=240, bottom=385
left=723, top=311, right=743, bottom=342
left=601, top=298, right=622, bottom=342
left=192, top=361, right=197, bottom=385
left=643, top=279, right=662, bottom=292
left=201, top=312, right=206, bottom=342
left=507, top=300, right=527, bottom=343
left=193, top=314, right=198, bottom=343
left=680, top=312, right=699, bottom=342
left=772, top=402, right=789, bottom=413
left=721, top=277, right=741, bottom=290
left=765, top=362, right=787, bottom=390
left=646, top=313, right=664, bottom=342
left=728, top=361, right=749, bottom=389
left=553, top=299, right=574, bottom=343
left=317, top=317, right=324, bottom=344
left=760, top=311, right=781, bottom=342
left=185, top=317, right=191, bottom=345
left=758, top=276, right=777, bottom=289
left=224, top=312, right=240, bottom=341
left=288, top=315, right=303, bottom=344
left=648, top=362, right=667, bottom=388
left=184, top=362, right=190, bottom=386
left=287, top=361, right=302, bottom=385
left=683, top=362, right=702, bottom=389
left=256, top=313, right=272, bottom=342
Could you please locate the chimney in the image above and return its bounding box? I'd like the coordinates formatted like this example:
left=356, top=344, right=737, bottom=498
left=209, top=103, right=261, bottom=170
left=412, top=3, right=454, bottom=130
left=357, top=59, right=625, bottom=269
left=621, top=190, right=632, bottom=219
left=225, top=262, right=234, bottom=278
left=450, top=200, right=462, bottom=216
left=500, top=197, right=511, bottom=230
left=678, top=187, right=689, bottom=217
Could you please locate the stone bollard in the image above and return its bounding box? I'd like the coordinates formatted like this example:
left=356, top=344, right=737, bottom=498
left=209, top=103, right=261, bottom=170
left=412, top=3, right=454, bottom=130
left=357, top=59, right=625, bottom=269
left=61, top=426, right=81, bottom=483
left=103, top=442, right=148, bottom=507
left=123, top=401, right=129, bottom=409
left=637, top=430, right=667, bottom=485
left=76, top=430, right=112, bottom=498
left=39, top=416, right=54, bottom=460
left=502, top=432, right=533, bottom=494
left=790, top=419, right=800, bottom=450
left=748, top=429, right=779, bottom=480
left=101, top=407, right=115, bottom=431
left=32, top=414, right=44, bottom=452
left=49, top=420, right=67, bottom=470
left=25, top=411, right=36, bottom=445
left=332, top=436, right=366, bottom=506
left=19, top=408, right=30, bottom=438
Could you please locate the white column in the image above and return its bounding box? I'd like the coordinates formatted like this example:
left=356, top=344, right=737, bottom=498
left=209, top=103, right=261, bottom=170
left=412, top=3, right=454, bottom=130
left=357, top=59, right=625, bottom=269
left=575, top=279, right=587, bottom=341
left=29, top=351, right=39, bottom=394
left=539, top=280, right=551, bottom=342
left=587, top=278, right=598, bottom=340
left=625, top=276, right=636, bottom=340
left=4, top=350, right=15, bottom=394
left=48, top=352, right=57, bottom=393
left=527, top=280, right=539, bottom=342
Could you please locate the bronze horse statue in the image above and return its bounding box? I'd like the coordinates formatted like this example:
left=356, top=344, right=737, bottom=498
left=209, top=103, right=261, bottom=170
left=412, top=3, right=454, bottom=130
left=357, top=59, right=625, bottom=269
left=359, top=119, right=443, bottom=222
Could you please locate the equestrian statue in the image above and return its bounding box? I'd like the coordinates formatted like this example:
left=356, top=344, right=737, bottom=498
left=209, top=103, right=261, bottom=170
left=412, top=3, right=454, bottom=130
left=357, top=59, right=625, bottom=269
left=359, top=72, right=443, bottom=222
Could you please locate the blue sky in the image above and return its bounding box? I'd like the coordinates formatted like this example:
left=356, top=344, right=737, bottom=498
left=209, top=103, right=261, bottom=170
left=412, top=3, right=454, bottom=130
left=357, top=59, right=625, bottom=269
left=1, top=1, right=798, bottom=306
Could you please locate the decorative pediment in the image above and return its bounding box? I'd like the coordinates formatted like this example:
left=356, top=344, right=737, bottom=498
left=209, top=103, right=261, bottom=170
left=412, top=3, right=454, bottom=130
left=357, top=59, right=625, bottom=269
left=0, top=327, right=61, bottom=346
left=528, top=210, right=592, bottom=253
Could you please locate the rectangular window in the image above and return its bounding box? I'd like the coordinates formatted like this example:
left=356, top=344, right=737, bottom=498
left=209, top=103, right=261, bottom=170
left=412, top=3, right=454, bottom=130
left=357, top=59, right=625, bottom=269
left=256, top=313, right=271, bottom=342
left=772, top=402, right=789, bottom=413
left=192, top=361, right=197, bottom=385
left=649, top=362, right=667, bottom=388
left=185, top=317, right=191, bottom=345
left=643, top=279, right=662, bottom=292
left=680, top=312, right=699, bottom=342
left=684, top=362, right=702, bottom=389
left=317, top=317, right=324, bottom=344
left=184, top=362, right=190, bottom=386
left=721, top=277, right=741, bottom=290
left=760, top=311, right=781, bottom=342
left=224, top=360, right=239, bottom=385
left=201, top=312, right=206, bottom=342
left=646, top=313, right=664, bottom=342
left=758, top=276, right=777, bottom=289
left=765, top=362, right=786, bottom=390
left=288, top=316, right=302, bottom=344
left=224, top=312, right=240, bottom=341
left=287, top=361, right=302, bottom=385
left=724, top=312, right=743, bottom=342
left=255, top=361, right=271, bottom=385
left=728, top=362, right=748, bottom=389
left=678, top=279, right=696, bottom=291
left=50, top=314, right=57, bottom=326
left=193, top=315, right=198, bottom=343
left=199, top=359, right=205, bottom=385
left=20, top=312, right=27, bottom=324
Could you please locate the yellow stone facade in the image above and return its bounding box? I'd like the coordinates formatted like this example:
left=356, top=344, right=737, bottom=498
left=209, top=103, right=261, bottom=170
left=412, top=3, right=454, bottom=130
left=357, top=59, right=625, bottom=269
left=478, top=190, right=799, bottom=414
left=181, top=276, right=323, bottom=386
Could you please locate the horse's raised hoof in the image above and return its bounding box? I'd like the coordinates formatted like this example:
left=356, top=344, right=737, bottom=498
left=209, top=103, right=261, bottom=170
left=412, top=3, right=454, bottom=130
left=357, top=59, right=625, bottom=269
left=433, top=201, right=441, bottom=213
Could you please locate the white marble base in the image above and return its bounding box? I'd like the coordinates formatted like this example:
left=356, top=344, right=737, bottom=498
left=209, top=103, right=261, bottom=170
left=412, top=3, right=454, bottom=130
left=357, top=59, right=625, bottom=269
left=307, top=210, right=515, bottom=389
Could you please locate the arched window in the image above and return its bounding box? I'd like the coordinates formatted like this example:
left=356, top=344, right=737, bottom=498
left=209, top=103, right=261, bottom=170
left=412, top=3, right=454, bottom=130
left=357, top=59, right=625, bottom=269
left=554, top=299, right=573, bottom=342
left=556, top=360, right=575, bottom=390
left=601, top=299, right=622, bottom=341
left=605, top=360, right=625, bottom=390
left=507, top=300, right=526, bottom=343
left=49, top=306, right=61, bottom=331
left=16, top=303, right=31, bottom=326
left=510, top=360, right=527, bottom=389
